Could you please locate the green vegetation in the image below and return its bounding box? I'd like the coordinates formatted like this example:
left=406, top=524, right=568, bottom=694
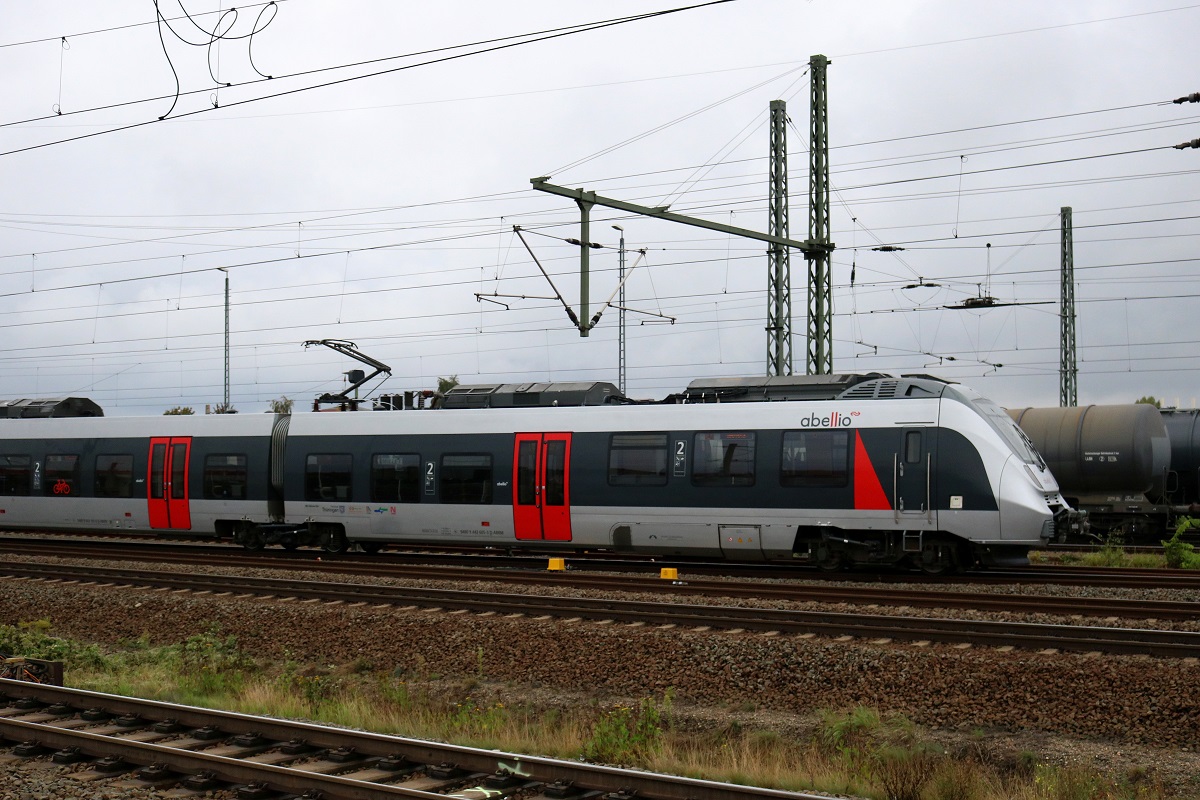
left=0, top=622, right=1179, bottom=800
left=1029, top=538, right=1200, bottom=571
left=162, top=405, right=195, bottom=415
left=1164, top=521, right=1200, bottom=569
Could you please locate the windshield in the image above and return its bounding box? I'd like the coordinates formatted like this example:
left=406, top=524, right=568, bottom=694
left=974, top=399, right=1046, bottom=468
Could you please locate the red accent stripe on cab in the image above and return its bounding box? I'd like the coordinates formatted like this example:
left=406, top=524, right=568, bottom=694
left=854, top=431, right=892, bottom=510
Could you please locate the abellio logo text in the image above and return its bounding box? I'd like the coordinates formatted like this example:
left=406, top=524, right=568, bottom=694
left=799, top=410, right=861, bottom=428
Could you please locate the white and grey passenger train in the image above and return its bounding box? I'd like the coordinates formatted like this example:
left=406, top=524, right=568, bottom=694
left=0, top=374, right=1078, bottom=573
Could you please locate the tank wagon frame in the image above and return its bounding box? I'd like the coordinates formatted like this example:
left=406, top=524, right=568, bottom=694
left=0, top=375, right=1076, bottom=573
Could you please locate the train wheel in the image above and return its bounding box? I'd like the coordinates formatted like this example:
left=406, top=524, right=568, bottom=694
left=323, top=531, right=349, bottom=554
left=913, top=543, right=956, bottom=576
left=814, top=543, right=845, bottom=572
left=359, top=542, right=382, bottom=555
left=241, top=530, right=265, bottom=552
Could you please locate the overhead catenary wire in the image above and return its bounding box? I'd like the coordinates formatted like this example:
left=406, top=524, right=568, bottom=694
left=0, top=0, right=739, bottom=159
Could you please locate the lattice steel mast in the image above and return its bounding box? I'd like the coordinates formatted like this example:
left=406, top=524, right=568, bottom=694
left=1060, top=206, right=1078, bottom=406
left=767, top=99, right=792, bottom=375
left=806, top=54, right=833, bottom=375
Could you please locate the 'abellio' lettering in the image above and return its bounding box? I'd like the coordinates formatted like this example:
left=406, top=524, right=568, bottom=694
left=799, top=411, right=855, bottom=428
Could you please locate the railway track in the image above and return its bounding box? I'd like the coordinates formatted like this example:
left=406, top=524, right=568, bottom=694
left=4, top=561, right=1200, bottom=658
left=4, top=533, right=1200, bottom=590
left=2, top=549, right=1200, bottom=623
left=0, top=680, right=833, bottom=800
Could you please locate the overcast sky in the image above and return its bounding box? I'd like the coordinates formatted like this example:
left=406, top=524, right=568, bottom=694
left=1, top=1, right=1196, bottom=415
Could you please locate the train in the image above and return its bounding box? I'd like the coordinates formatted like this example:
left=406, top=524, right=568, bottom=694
left=1009, top=404, right=1200, bottom=544
left=0, top=374, right=1079, bottom=573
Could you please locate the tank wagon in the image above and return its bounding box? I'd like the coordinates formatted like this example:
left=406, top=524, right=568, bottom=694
left=1008, top=404, right=1200, bottom=543
left=0, top=375, right=1076, bottom=573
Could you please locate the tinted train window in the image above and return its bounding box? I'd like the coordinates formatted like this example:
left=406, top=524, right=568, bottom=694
left=150, top=443, right=166, bottom=499
left=372, top=454, right=420, bottom=503
left=95, top=454, right=134, bottom=498
left=608, top=433, right=668, bottom=486
left=781, top=431, right=850, bottom=487
left=0, top=455, right=31, bottom=496
left=692, top=431, right=756, bottom=487
left=305, top=454, right=353, bottom=501
left=516, top=441, right=537, bottom=504
left=45, top=454, right=80, bottom=497
left=440, top=454, right=493, bottom=504
left=204, top=454, right=247, bottom=500
left=905, top=431, right=922, bottom=464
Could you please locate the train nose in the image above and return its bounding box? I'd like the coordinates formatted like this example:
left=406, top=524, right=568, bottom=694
left=998, top=456, right=1055, bottom=544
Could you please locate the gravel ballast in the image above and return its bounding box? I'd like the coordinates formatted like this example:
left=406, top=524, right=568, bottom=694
left=1, top=556, right=1199, bottom=796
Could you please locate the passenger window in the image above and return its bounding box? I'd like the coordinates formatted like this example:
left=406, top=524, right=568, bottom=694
left=439, top=454, right=493, bottom=504
left=693, top=432, right=756, bottom=487
left=0, top=455, right=31, bottom=496
left=305, top=454, right=353, bottom=501
left=95, top=454, right=134, bottom=498
left=371, top=454, right=420, bottom=503
left=781, top=431, right=849, bottom=487
left=45, top=454, right=80, bottom=496
left=170, top=443, right=188, bottom=500
left=204, top=454, right=248, bottom=499
left=905, top=431, right=922, bottom=464
left=608, top=433, right=668, bottom=486
left=516, top=441, right=537, bottom=504
left=150, top=443, right=166, bottom=499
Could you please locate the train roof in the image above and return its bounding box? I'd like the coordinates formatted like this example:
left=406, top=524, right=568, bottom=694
left=438, top=374, right=957, bottom=408
left=0, top=397, right=103, bottom=418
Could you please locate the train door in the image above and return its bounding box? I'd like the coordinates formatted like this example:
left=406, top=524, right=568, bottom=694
left=147, top=437, right=192, bottom=530
left=512, top=433, right=572, bottom=541
left=895, top=428, right=932, bottom=520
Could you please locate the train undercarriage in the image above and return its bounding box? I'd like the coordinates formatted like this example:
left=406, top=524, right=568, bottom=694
left=796, top=527, right=1016, bottom=575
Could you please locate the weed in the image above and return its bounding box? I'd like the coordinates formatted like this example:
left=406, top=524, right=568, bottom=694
left=929, top=758, right=987, bottom=800
left=872, top=745, right=937, bottom=800
left=1164, top=523, right=1200, bottom=569
left=450, top=697, right=509, bottom=740
left=583, top=690, right=674, bottom=765
left=274, top=660, right=341, bottom=712
left=1032, top=764, right=1105, bottom=800
left=814, top=705, right=891, bottom=775
left=0, top=620, right=110, bottom=670
left=177, top=625, right=253, bottom=696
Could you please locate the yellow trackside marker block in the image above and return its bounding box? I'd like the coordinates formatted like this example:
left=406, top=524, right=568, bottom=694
left=660, top=567, right=679, bottom=580
left=547, top=558, right=566, bottom=571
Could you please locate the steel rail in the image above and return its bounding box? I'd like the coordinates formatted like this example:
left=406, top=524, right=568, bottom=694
left=3, top=554, right=1199, bottom=622
left=0, top=680, right=834, bottom=800
left=5, top=533, right=1200, bottom=590
left=3, top=563, right=1199, bottom=658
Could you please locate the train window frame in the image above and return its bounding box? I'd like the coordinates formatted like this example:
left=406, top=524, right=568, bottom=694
left=203, top=454, right=248, bottom=500
left=692, top=431, right=756, bottom=487
left=439, top=453, right=493, bottom=505
left=780, top=430, right=850, bottom=488
left=0, top=455, right=32, bottom=496
left=371, top=453, right=421, bottom=503
left=94, top=454, right=134, bottom=499
left=607, top=432, right=669, bottom=486
left=44, top=454, right=80, bottom=497
left=304, top=453, right=353, bottom=502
